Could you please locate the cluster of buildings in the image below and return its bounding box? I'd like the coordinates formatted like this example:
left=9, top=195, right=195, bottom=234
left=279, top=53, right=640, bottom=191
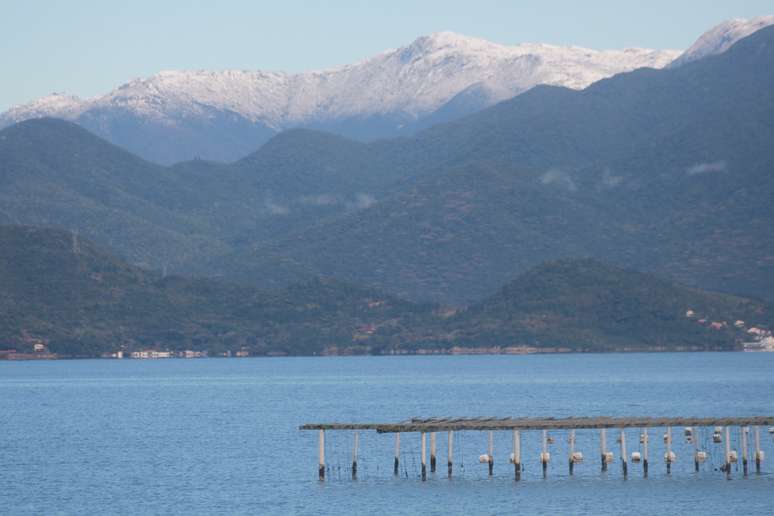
left=685, top=309, right=773, bottom=352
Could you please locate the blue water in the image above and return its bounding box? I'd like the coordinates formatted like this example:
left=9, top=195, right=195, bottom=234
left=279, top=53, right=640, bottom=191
left=1, top=353, right=773, bottom=515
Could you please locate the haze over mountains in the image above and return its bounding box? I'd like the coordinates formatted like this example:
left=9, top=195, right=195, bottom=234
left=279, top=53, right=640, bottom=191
left=1, top=17, right=773, bottom=355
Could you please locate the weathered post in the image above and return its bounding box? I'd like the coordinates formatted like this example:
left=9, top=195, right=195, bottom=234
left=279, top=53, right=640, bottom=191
left=666, top=426, right=673, bottom=475
left=447, top=431, right=454, bottom=477
left=541, top=429, right=549, bottom=478
left=600, top=429, right=608, bottom=472
left=754, top=426, right=762, bottom=474
left=352, top=432, right=359, bottom=480
left=488, top=431, right=494, bottom=476
left=724, top=426, right=732, bottom=479
left=569, top=429, right=576, bottom=475
left=394, top=433, right=400, bottom=476
left=741, top=426, right=749, bottom=476
left=620, top=429, right=628, bottom=479
left=513, top=430, right=521, bottom=481
left=693, top=427, right=700, bottom=472
left=421, top=432, right=427, bottom=481
left=318, top=429, right=326, bottom=481
left=430, top=432, right=437, bottom=473
left=642, top=429, right=649, bottom=477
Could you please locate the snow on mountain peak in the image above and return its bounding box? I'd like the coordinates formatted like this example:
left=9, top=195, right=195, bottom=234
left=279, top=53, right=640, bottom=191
left=671, top=15, right=774, bottom=67
left=2, top=32, right=680, bottom=131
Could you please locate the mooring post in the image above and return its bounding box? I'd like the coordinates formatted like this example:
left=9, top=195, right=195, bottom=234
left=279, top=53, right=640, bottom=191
left=620, top=429, right=628, bottom=478
left=600, top=429, right=608, bottom=472
left=666, top=426, right=673, bottom=474
left=541, top=429, right=548, bottom=478
left=394, top=433, right=400, bottom=476
left=741, top=427, right=749, bottom=477
left=642, top=429, right=649, bottom=477
left=318, top=429, right=326, bottom=481
left=724, top=426, right=732, bottom=479
left=447, top=430, right=454, bottom=478
left=754, top=426, right=762, bottom=474
left=569, top=429, right=575, bottom=476
left=421, top=432, right=427, bottom=481
left=430, top=432, right=437, bottom=473
left=693, top=427, right=700, bottom=472
left=352, top=432, right=359, bottom=480
left=513, top=430, right=521, bottom=481
left=488, top=431, right=494, bottom=476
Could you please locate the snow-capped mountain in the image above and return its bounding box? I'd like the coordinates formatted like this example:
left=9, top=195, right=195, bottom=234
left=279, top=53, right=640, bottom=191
left=0, top=32, right=679, bottom=163
left=670, top=15, right=774, bottom=67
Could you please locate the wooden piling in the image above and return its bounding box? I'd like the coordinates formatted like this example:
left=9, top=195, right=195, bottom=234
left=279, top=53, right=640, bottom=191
left=542, top=429, right=548, bottom=478
left=318, top=429, right=325, bottom=481
left=394, top=433, right=400, bottom=476
left=352, top=432, right=359, bottom=480
left=600, top=429, right=607, bottom=472
left=421, top=432, right=427, bottom=481
left=488, top=431, right=494, bottom=476
left=513, top=430, right=521, bottom=481
left=693, top=427, right=700, bottom=472
left=568, top=429, right=575, bottom=476
left=754, top=426, right=762, bottom=474
left=642, top=429, right=649, bottom=477
left=430, top=432, right=437, bottom=473
left=724, top=426, right=731, bottom=478
left=741, top=426, right=748, bottom=476
left=666, top=426, right=672, bottom=474
left=447, top=431, right=454, bottom=477
left=620, top=429, right=627, bottom=478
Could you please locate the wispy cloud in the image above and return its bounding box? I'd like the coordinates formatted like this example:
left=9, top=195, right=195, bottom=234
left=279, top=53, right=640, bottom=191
left=540, top=168, right=577, bottom=192
left=352, top=193, right=376, bottom=209
left=686, top=161, right=727, bottom=176
left=600, top=168, right=623, bottom=188
left=264, top=198, right=289, bottom=215
left=299, top=194, right=339, bottom=206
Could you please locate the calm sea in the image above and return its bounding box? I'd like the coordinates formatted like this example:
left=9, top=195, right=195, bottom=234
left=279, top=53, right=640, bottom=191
left=1, top=353, right=773, bottom=515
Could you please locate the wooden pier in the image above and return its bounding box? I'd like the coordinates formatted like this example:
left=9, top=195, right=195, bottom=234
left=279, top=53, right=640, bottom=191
left=301, top=416, right=774, bottom=481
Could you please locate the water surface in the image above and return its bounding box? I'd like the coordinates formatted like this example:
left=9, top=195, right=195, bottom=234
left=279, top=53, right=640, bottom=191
left=1, top=353, right=773, bottom=514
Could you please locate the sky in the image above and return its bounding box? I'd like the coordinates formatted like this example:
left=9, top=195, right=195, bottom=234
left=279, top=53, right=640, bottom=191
left=1, top=0, right=772, bottom=111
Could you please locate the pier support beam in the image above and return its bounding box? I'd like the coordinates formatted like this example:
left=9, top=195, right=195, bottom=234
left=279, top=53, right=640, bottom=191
left=754, top=426, right=762, bottom=474
left=447, top=431, right=454, bottom=477
left=352, top=432, right=359, bottom=480
left=421, top=432, right=427, bottom=481
left=394, top=433, right=400, bottom=476
left=488, top=431, right=494, bottom=476
left=430, top=432, right=437, bottom=473
left=513, top=430, right=521, bottom=481
left=741, top=427, right=749, bottom=477
left=693, top=427, right=700, bottom=472
left=620, top=429, right=627, bottom=478
left=318, top=430, right=325, bottom=481
left=666, top=426, right=673, bottom=475
left=542, top=429, right=548, bottom=478
left=642, top=429, right=649, bottom=477
left=569, top=430, right=575, bottom=475
left=600, top=429, right=608, bottom=472
left=724, top=426, right=732, bottom=478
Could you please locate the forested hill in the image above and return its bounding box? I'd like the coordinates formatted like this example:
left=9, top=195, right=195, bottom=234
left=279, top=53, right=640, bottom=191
left=1, top=226, right=769, bottom=357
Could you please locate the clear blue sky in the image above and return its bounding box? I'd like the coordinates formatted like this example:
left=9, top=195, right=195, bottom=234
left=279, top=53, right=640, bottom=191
left=1, top=0, right=771, bottom=111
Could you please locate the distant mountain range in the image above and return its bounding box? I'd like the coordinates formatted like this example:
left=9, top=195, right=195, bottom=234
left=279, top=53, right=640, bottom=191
left=4, top=17, right=771, bottom=165
left=1, top=226, right=767, bottom=356
left=2, top=22, right=774, bottom=310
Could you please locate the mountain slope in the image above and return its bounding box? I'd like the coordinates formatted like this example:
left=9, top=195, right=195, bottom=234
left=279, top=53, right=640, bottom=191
left=213, top=25, right=774, bottom=304
left=0, top=32, right=678, bottom=163
left=670, top=15, right=774, bottom=67
left=0, top=225, right=430, bottom=356
left=439, top=259, right=770, bottom=351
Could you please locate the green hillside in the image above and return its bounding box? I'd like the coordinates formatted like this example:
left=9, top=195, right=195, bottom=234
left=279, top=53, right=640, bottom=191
left=1, top=226, right=768, bottom=357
